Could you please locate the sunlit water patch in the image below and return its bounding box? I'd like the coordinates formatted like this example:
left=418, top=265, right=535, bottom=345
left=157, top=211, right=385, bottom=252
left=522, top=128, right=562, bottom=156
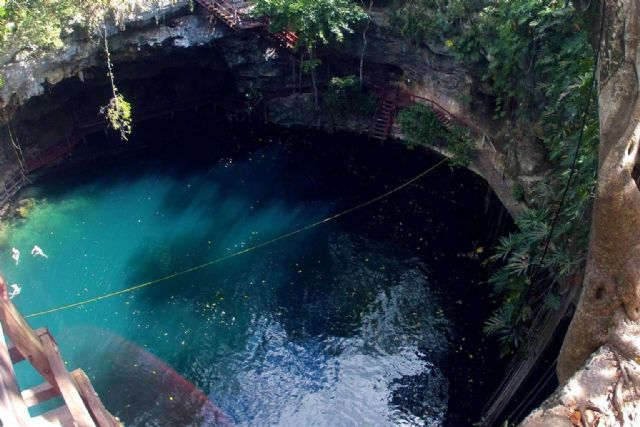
left=1, top=123, right=500, bottom=425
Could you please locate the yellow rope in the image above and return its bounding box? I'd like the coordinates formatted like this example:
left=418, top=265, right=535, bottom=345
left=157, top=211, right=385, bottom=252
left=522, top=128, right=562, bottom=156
left=25, top=158, right=447, bottom=319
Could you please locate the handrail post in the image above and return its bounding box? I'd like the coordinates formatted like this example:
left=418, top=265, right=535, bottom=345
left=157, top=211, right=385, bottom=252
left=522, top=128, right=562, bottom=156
left=0, top=276, right=57, bottom=388
left=0, top=321, right=32, bottom=425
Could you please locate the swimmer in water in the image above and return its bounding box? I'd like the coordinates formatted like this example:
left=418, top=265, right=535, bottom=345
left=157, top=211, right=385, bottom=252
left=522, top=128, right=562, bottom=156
left=8, top=284, right=21, bottom=299
left=11, top=247, right=20, bottom=265
left=31, top=245, right=48, bottom=259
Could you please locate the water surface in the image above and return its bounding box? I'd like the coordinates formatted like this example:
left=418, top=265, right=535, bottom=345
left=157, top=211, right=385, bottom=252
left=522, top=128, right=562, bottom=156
left=1, top=120, right=500, bottom=426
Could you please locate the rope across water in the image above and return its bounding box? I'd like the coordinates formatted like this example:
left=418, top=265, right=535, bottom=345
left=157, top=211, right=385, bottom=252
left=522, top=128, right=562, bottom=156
left=24, top=158, right=447, bottom=319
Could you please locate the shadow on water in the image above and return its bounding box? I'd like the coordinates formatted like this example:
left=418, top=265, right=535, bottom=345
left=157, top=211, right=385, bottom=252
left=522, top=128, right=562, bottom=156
left=7, top=112, right=512, bottom=426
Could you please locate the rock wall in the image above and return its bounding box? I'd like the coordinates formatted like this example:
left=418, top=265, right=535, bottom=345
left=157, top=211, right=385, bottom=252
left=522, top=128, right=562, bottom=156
left=0, top=4, right=542, bottom=219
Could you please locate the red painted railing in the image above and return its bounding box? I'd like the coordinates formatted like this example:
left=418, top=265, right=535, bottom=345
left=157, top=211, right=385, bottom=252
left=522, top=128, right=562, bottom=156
left=369, top=86, right=399, bottom=141
left=370, top=84, right=482, bottom=140
left=397, top=88, right=480, bottom=133
left=19, top=93, right=248, bottom=175
left=196, top=0, right=240, bottom=27
left=25, top=137, right=78, bottom=173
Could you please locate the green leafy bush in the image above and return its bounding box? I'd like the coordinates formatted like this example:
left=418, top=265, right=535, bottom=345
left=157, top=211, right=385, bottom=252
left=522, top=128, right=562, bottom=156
left=101, top=93, right=132, bottom=140
left=0, top=1, right=164, bottom=62
left=388, top=0, right=481, bottom=46
left=397, top=103, right=473, bottom=166
left=391, top=0, right=599, bottom=355
left=324, top=75, right=376, bottom=123
left=252, top=0, right=366, bottom=108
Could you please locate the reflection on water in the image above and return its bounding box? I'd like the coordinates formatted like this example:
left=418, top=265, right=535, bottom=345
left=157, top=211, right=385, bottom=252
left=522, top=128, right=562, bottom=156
left=1, top=123, right=499, bottom=426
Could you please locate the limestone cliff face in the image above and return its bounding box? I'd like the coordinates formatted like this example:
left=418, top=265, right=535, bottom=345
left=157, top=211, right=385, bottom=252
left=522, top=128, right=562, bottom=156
left=0, top=4, right=541, bottom=218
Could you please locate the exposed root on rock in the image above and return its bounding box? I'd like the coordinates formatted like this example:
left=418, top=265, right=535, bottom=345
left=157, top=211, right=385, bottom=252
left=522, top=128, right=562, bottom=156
left=520, top=346, right=640, bottom=426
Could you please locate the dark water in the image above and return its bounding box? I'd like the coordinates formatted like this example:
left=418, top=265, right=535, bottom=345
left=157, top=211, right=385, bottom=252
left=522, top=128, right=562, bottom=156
left=2, top=116, right=501, bottom=426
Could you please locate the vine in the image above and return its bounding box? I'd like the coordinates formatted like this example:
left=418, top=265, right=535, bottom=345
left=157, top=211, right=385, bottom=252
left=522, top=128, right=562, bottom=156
left=100, top=24, right=132, bottom=141
left=391, top=0, right=599, bottom=355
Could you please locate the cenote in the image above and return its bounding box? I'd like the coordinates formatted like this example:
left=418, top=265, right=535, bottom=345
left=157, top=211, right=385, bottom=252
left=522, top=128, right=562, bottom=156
left=1, top=113, right=506, bottom=426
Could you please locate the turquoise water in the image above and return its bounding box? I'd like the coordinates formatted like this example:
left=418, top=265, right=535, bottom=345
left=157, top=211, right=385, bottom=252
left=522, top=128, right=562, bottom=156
left=1, top=122, right=500, bottom=426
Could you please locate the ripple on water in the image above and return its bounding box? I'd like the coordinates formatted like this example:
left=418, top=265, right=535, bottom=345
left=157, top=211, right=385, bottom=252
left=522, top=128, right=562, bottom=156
left=1, top=131, right=496, bottom=426
left=192, top=234, right=453, bottom=427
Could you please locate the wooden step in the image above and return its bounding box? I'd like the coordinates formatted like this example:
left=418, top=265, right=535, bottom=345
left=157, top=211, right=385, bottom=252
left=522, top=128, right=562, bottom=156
left=41, top=333, right=96, bottom=426
left=31, top=405, right=74, bottom=426
left=22, top=382, right=60, bottom=407
left=71, top=369, right=122, bottom=427
left=8, top=327, right=49, bottom=364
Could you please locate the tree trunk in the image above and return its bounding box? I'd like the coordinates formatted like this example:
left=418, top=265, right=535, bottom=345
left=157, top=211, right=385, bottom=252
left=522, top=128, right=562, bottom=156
left=557, top=0, right=640, bottom=384
left=520, top=1, right=640, bottom=424
left=359, top=0, right=373, bottom=90
left=309, top=49, right=320, bottom=111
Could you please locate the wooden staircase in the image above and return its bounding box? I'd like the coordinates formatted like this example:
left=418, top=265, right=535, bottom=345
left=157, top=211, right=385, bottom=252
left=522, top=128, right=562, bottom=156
left=369, top=87, right=400, bottom=142
left=369, top=85, right=463, bottom=142
left=0, top=277, right=120, bottom=427
left=198, top=0, right=237, bottom=27
left=195, top=0, right=259, bottom=29
left=194, top=0, right=298, bottom=49
left=0, top=170, right=28, bottom=207
left=269, top=30, right=299, bottom=50
left=432, top=108, right=454, bottom=130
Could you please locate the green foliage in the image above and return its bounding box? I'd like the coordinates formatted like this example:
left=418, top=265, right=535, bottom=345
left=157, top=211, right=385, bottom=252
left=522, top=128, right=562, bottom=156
left=483, top=26, right=598, bottom=355
left=101, top=92, right=132, bottom=140
left=391, top=0, right=592, bottom=121
left=0, top=0, right=160, bottom=62
left=512, top=182, right=526, bottom=203
left=397, top=104, right=448, bottom=147
left=0, top=1, right=144, bottom=137
left=0, top=0, right=80, bottom=56
left=391, top=0, right=599, bottom=355
left=324, top=75, right=376, bottom=123
left=389, top=0, right=482, bottom=46
left=455, top=0, right=592, bottom=121
left=485, top=81, right=598, bottom=355
left=252, top=0, right=365, bottom=109
left=301, top=57, right=321, bottom=74
left=397, top=103, right=474, bottom=167
left=100, top=26, right=132, bottom=141
left=252, top=0, right=367, bottom=52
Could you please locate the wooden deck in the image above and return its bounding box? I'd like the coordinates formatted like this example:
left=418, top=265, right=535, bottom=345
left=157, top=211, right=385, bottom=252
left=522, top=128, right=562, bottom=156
left=0, top=276, right=121, bottom=426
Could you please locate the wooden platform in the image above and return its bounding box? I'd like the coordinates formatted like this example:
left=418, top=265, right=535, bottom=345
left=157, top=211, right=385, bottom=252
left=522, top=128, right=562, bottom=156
left=0, top=276, right=121, bottom=426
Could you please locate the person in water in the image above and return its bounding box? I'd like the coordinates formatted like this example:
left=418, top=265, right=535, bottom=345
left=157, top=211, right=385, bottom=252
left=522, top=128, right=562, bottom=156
left=11, top=247, right=20, bottom=265
left=31, top=245, right=48, bottom=259
left=0, top=276, right=20, bottom=301
left=8, top=284, right=20, bottom=299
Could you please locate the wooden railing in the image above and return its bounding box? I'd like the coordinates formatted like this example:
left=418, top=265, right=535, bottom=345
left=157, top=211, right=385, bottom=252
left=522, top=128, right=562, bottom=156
left=0, top=276, right=121, bottom=426
left=194, top=0, right=299, bottom=48
left=369, top=86, right=400, bottom=141
left=25, top=137, right=78, bottom=174
left=196, top=0, right=240, bottom=27
left=9, top=93, right=247, bottom=179
left=370, top=84, right=488, bottom=139
left=0, top=170, right=28, bottom=207
left=396, top=88, right=482, bottom=133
